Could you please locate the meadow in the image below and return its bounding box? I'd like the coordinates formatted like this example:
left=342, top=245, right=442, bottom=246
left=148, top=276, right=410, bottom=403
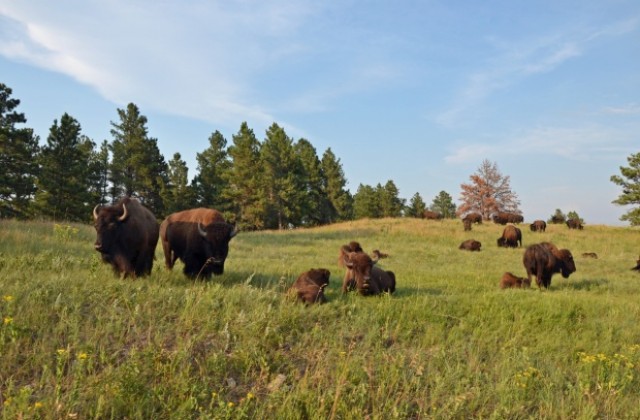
left=1, top=217, right=640, bottom=419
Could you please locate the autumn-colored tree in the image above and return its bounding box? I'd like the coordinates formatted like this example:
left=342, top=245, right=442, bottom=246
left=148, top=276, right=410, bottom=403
left=457, top=159, right=520, bottom=221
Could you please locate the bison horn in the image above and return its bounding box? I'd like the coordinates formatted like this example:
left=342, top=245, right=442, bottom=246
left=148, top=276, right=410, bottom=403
left=229, top=228, right=238, bottom=239
left=92, top=205, right=100, bottom=220
left=198, top=222, right=207, bottom=237
left=118, top=203, right=129, bottom=222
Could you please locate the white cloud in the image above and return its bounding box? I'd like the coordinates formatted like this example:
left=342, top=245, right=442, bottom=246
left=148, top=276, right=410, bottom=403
left=603, top=103, right=640, bottom=115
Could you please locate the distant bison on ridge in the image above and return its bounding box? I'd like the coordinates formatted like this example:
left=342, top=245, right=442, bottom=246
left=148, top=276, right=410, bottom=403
left=462, top=212, right=483, bottom=224
left=422, top=210, right=443, bottom=220
left=160, top=208, right=237, bottom=278
left=93, top=197, right=159, bottom=278
left=497, top=225, right=522, bottom=248
left=566, top=218, right=584, bottom=230
left=493, top=212, right=524, bottom=225
left=530, top=220, right=546, bottom=232
left=523, top=242, right=576, bottom=289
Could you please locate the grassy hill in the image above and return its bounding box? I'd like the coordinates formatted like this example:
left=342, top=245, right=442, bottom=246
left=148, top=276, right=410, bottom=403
left=1, top=218, right=639, bottom=418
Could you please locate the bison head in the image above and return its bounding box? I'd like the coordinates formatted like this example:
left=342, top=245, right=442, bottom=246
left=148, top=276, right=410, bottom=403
left=198, top=222, right=237, bottom=275
left=556, top=249, right=576, bottom=278
left=343, top=252, right=377, bottom=294
left=93, top=203, right=129, bottom=259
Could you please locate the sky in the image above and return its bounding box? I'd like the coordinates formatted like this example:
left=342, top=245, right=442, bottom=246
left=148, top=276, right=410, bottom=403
left=1, top=1, right=639, bottom=226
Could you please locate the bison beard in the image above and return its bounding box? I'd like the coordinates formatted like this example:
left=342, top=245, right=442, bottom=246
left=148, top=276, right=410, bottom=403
left=93, top=197, right=159, bottom=278
left=160, top=208, right=237, bottom=279
left=523, top=242, right=576, bottom=289
left=289, top=268, right=330, bottom=304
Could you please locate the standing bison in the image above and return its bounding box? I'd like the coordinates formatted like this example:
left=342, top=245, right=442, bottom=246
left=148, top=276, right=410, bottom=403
left=289, top=268, right=330, bottom=305
left=566, top=218, right=584, bottom=230
left=530, top=220, right=546, bottom=232
left=463, top=218, right=472, bottom=231
left=462, top=212, right=483, bottom=224
left=523, top=242, right=576, bottom=289
left=340, top=246, right=395, bottom=296
left=493, top=212, right=523, bottom=225
left=497, top=225, right=522, bottom=248
left=160, top=208, right=237, bottom=278
left=93, top=197, right=159, bottom=278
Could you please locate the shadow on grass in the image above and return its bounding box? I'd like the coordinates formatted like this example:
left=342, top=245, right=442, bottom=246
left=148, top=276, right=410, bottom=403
left=555, top=278, right=609, bottom=291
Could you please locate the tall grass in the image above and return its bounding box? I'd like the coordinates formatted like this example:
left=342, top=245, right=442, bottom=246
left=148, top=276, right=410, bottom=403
left=1, top=218, right=640, bottom=418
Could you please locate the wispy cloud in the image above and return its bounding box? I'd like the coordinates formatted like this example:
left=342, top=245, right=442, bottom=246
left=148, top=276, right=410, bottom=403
left=603, top=103, right=640, bottom=115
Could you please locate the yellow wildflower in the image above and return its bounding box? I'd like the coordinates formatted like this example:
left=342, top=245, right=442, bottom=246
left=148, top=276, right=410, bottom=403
left=57, top=348, right=68, bottom=356
left=77, top=352, right=89, bottom=360
left=2, top=295, right=13, bottom=302
left=227, top=402, right=234, bottom=408
left=34, top=402, right=43, bottom=409
left=3, top=317, right=12, bottom=325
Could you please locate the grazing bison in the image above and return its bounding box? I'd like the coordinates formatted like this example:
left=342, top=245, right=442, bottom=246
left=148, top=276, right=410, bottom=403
left=493, top=212, right=524, bottom=225
left=463, top=218, right=472, bottom=231
left=459, top=239, right=482, bottom=251
left=160, top=208, right=237, bottom=278
left=422, top=210, right=443, bottom=220
left=581, top=252, right=598, bottom=259
left=632, top=256, right=640, bottom=271
left=566, top=218, right=584, bottom=230
left=341, top=251, right=395, bottom=296
left=497, top=225, right=522, bottom=248
left=289, top=268, right=330, bottom=304
left=371, top=249, right=389, bottom=259
left=523, top=242, right=576, bottom=289
left=499, top=272, right=531, bottom=289
left=462, top=212, right=483, bottom=224
left=93, top=197, right=159, bottom=278
left=530, top=220, right=547, bottom=232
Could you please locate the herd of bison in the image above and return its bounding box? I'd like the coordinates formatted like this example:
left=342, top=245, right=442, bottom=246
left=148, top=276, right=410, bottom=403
left=91, top=198, right=640, bottom=305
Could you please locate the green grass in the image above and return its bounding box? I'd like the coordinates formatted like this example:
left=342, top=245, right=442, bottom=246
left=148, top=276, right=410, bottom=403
left=1, top=218, right=640, bottom=418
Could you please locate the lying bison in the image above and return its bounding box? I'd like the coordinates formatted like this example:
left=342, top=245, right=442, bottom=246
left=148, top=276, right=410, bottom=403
left=566, top=218, right=584, bottom=230
left=530, top=220, right=546, bottom=232
left=523, top=242, right=576, bottom=289
left=497, top=225, right=522, bottom=248
left=500, top=272, right=531, bottom=289
left=341, top=248, right=395, bottom=296
left=493, top=212, right=524, bottom=225
left=93, top=197, right=159, bottom=278
left=459, top=239, right=481, bottom=251
left=160, top=208, right=237, bottom=278
left=289, top=268, right=330, bottom=304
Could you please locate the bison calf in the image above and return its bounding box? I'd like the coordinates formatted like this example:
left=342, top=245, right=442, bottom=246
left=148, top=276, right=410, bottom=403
left=500, top=272, right=531, bottom=289
left=523, top=242, right=576, bottom=289
left=459, top=239, right=481, bottom=251
left=289, top=268, right=330, bottom=305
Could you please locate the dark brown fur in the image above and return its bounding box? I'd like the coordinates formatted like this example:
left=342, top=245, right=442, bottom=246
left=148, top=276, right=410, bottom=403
left=566, top=218, right=584, bottom=230
left=523, top=242, right=576, bottom=289
left=341, top=252, right=395, bottom=296
left=463, top=218, right=472, bottom=231
left=459, top=239, right=481, bottom=251
left=581, top=252, right=598, bottom=259
left=93, top=197, right=159, bottom=278
left=500, top=272, right=531, bottom=289
left=422, top=210, right=443, bottom=220
left=289, top=268, right=330, bottom=304
left=160, top=208, right=236, bottom=278
left=338, top=241, right=364, bottom=268
left=462, top=212, right=483, bottom=224
left=371, top=249, right=389, bottom=259
left=632, top=256, right=640, bottom=271
left=493, top=212, right=524, bottom=225
left=497, top=225, right=522, bottom=248
left=530, top=220, right=547, bottom=232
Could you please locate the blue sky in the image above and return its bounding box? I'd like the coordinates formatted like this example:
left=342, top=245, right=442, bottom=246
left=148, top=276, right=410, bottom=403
left=1, top=1, right=639, bottom=225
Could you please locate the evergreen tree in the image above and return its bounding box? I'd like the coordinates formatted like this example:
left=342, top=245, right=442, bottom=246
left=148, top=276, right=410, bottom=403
left=353, top=184, right=380, bottom=219
left=458, top=159, right=520, bottom=220
left=379, top=180, right=404, bottom=217
left=406, top=192, right=427, bottom=218
left=548, top=208, right=566, bottom=224
left=294, top=138, right=332, bottom=226
left=192, top=130, right=231, bottom=210
left=224, top=122, right=264, bottom=230
left=320, top=148, right=353, bottom=221
left=611, top=151, right=640, bottom=225
left=163, top=152, right=196, bottom=214
left=566, top=210, right=584, bottom=223
left=34, top=113, right=93, bottom=221
left=430, top=190, right=457, bottom=218
left=260, top=123, right=305, bottom=229
left=85, top=140, right=110, bottom=207
left=109, top=103, right=168, bottom=216
left=0, top=83, right=39, bottom=218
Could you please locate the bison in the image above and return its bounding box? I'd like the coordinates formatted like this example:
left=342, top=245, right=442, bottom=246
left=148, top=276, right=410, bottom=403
left=459, top=239, right=481, bottom=251
left=341, top=250, right=395, bottom=296
left=497, top=225, right=522, bottom=248
left=523, top=242, right=576, bottom=289
left=462, top=212, right=483, bottom=224
left=160, top=208, right=237, bottom=279
left=422, top=210, right=443, bottom=220
left=566, top=218, right=584, bottom=230
left=632, top=256, right=640, bottom=271
left=581, top=252, right=598, bottom=259
left=93, top=197, right=159, bottom=278
left=371, top=249, right=389, bottom=259
left=499, top=272, right=531, bottom=289
left=493, top=212, right=523, bottom=225
left=530, top=220, right=547, bottom=232
left=289, top=268, right=330, bottom=304
left=463, top=218, right=472, bottom=231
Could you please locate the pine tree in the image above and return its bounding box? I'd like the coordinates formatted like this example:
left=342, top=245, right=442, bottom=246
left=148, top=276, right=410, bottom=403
left=548, top=208, right=566, bottom=224
left=163, top=152, right=196, bottom=214
left=320, top=148, right=353, bottom=222
left=353, top=184, right=380, bottom=219
left=611, top=151, right=640, bottom=225
left=294, top=138, right=332, bottom=226
left=430, top=190, right=457, bottom=219
left=85, top=140, right=110, bottom=206
left=224, top=122, right=264, bottom=230
left=458, top=159, right=520, bottom=220
left=379, top=180, right=404, bottom=217
left=0, top=83, right=39, bottom=218
left=109, top=103, right=168, bottom=216
left=406, top=192, right=427, bottom=218
left=260, top=123, right=305, bottom=229
left=34, top=113, right=93, bottom=221
left=192, top=130, right=231, bottom=210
